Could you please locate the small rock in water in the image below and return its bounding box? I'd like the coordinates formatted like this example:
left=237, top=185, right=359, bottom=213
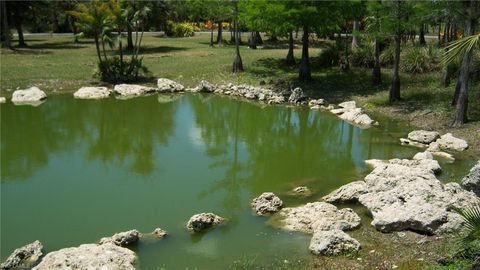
left=407, top=130, right=440, bottom=144
left=99, top=229, right=140, bottom=247
left=186, top=213, right=225, bottom=232
left=11, top=87, right=47, bottom=106
left=413, top=151, right=433, bottom=160
left=461, top=161, right=480, bottom=197
left=251, top=192, right=283, bottom=215
left=290, top=186, right=312, bottom=197
left=1, top=240, right=43, bottom=270
left=151, top=228, right=168, bottom=238
left=288, top=87, right=305, bottom=104
left=436, top=133, right=469, bottom=152
left=74, top=86, right=111, bottom=99
left=157, top=78, right=185, bottom=92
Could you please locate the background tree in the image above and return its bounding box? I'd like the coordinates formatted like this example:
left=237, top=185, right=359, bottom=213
left=232, top=0, right=243, bottom=73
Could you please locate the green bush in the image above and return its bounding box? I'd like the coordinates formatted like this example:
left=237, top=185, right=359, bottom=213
left=400, top=45, right=440, bottom=74
left=165, top=20, right=175, bottom=37
left=350, top=45, right=375, bottom=68
left=173, top=23, right=195, bottom=37
left=318, top=44, right=341, bottom=67
left=97, top=57, right=149, bottom=83
left=380, top=45, right=395, bottom=66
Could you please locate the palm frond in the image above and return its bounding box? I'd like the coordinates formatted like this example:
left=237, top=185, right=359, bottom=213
left=442, top=33, right=480, bottom=66
left=456, top=204, right=480, bottom=246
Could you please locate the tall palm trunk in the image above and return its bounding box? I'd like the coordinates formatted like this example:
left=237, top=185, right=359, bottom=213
left=248, top=31, right=256, bottom=49
left=351, top=20, right=360, bottom=50
left=452, top=1, right=475, bottom=127
left=372, top=38, right=381, bottom=85
left=13, top=13, right=26, bottom=47
left=127, top=25, right=134, bottom=50
left=286, top=31, right=295, bottom=66
left=299, top=25, right=311, bottom=81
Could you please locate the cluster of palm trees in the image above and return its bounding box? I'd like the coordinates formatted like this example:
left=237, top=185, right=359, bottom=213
left=68, top=0, right=150, bottom=82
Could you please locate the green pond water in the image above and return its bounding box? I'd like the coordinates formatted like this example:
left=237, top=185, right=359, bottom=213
left=1, top=93, right=475, bottom=269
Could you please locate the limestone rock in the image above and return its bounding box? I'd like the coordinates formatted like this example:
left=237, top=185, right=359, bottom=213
left=0, top=97, right=6, bottom=103
left=157, top=78, right=185, bottom=92
left=431, top=151, right=455, bottom=162
left=114, top=84, right=155, bottom=96
left=251, top=192, right=283, bottom=215
left=1, top=240, right=43, bottom=270
left=152, top=228, right=168, bottom=238
left=339, top=108, right=363, bottom=122
left=323, top=181, right=368, bottom=203
left=74, top=86, right=111, bottom=99
left=407, top=130, right=440, bottom=144
left=288, top=87, right=304, bottom=104
left=99, top=229, right=140, bottom=247
left=357, top=158, right=478, bottom=234
left=32, top=243, right=136, bottom=270
left=330, top=108, right=346, bottom=115
left=461, top=161, right=480, bottom=196
left=275, top=202, right=361, bottom=234
left=186, top=213, right=225, bottom=232
left=427, top=142, right=441, bottom=152
left=309, top=230, right=360, bottom=256
left=400, top=138, right=429, bottom=148
left=193, top=80, right=215, bottom=93
left=413, top=151, right=433, bottom=160
left=436, top=133, right=469, bottom=151
left=338, top=101, right=356, bottom=110
left=354, top=114, right=375, bottom=126
left=12, top=87, right=47, bottom=105
left=308, top=99, right=325, bottom=107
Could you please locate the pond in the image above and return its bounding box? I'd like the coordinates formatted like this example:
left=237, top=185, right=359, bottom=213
left=0, top=93, right=474, bottom=269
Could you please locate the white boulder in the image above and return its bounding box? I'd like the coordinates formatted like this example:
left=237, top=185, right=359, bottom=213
left=12, top=87, right=46, bottom=105
left=407, top=130, right=440, bottom=144
left=157, top=78, right=185, bottom=92
left=309, top=230, right=361, bottom=256
left=436, top=133, right=469, bottom=151
left=114, top=84, right=155, bottom=96
left=74, top=86, right=111, bottom=99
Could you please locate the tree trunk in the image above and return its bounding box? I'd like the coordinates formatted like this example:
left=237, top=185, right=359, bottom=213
left=442, top=20, right=450, bottom=46
left=210, top=22, right=214, bottom=47
left=93, top=34, right=103, bottom=63
left=1, top=1, right=12, bottom=49
left=286, top=31, right=295, bottom=66
left=232, top=4, right=243, bottom=73
left=217, top=21, right=223, bottom=46
left=452, top=80, right=461, bottom=106
left=419, top=24, right=426, bottom=46
left=437, top=23, right=442, bottom=46
left=351, top=20, right=360, bottom=50
left=390, top=34, right=401, bottom=102
left=255, top=31, right=263, bottom=44
left=441, top=28, right=453, bottom=88
left=13, top=13, right=26, bottom=47
left=127, top=26, right=134, bottom=50
left=248, top=31, right=256, bottom=49
left=372, top=38, right=381, bottom=85
left=299, top=25, right=311, bottom=81
left=452, top=2, right=474, bottom=127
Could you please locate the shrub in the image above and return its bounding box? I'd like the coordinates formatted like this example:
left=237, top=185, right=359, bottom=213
left=97, top=57, right=149, bottom=83
left=350, top=45, right=375, bottom=68
left=173, top=23, right=195, bottom=37
left=380, top=45, right=395, bottom=66
left=400, top=45, right=440, bottom=74
left=165, top=20, right=175, bottom=37
left=318, top=44, right=341, bottom=67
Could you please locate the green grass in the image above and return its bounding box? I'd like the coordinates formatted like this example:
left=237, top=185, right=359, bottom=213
left=1, top=33, right=479, bottom=154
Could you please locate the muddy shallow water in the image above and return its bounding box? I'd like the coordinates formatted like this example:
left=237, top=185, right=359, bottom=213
left=0, top=93, right=474, bottom=269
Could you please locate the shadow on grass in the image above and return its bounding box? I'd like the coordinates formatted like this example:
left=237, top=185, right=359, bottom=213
left=137, top=45, right=188, bottom=55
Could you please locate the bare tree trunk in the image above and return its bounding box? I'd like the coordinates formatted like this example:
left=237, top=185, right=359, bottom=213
left=13, top=13, right=26, bottom=47
left=452, top=1, right=475, bottom=127
left=299, top=25, right=311, bottom=81
left=351, top=20, right=360, bottom=50
left=248, top=31, right=256, bottom=49
left=210, top=22, right=214, bottom=47
left=419, top=24, right=426, bottom=46
left=1, top=1, right=12, bottom=49
left=372, top=38, right=381, bottom=85
left=286, top=31, right=295, bottom=66
left=437, top=23, right=442, bottom=46
left=217, top=21, right=223, bottom=46
left=127, top=25, right=134, bottom=50
left=232, top=3, right=243, bottom=73
left=255, top=31, right=262, bottom=44
left=390, top=34, right=401, bottom=102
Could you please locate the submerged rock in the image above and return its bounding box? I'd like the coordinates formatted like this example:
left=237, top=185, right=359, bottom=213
left=357, top=158, right=479, bottom=234
left=32, top=243, right=136, bottom=270
left=157, top=78, right=185, bottom=92
left=333, top=101, right=375, bottom=127
left=114, top=84, right=156, bottom=96
left=251, top=192, right=283, bottom=215
left=99, top=229, right=140, bottom=247
left=323, top=181, right=368, bottom=203
left=157, top=94, right=180, bottom=103
left=461, top=161, right=480, bottom=197
left=436, top=133, right=469, bottom=152
left=309, top=230, right=361, bottom=256
left=186, top=213, right=225, bottom=232
left=289, top=186, right=312, bottom=197
left=1, top=240, right=43, bottom=270
left=407, top=130, right=440, bottom=144
left=12, top=87, right=46, bottom=105
left=400, top=138, right=429, bottom=148
left=74, top=86, right=111, bottom=99
left=275, top=202, right=361, bottom=234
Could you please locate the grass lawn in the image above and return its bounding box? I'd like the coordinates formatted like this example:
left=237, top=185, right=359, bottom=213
left=1, top=33, right=479, bottom=155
